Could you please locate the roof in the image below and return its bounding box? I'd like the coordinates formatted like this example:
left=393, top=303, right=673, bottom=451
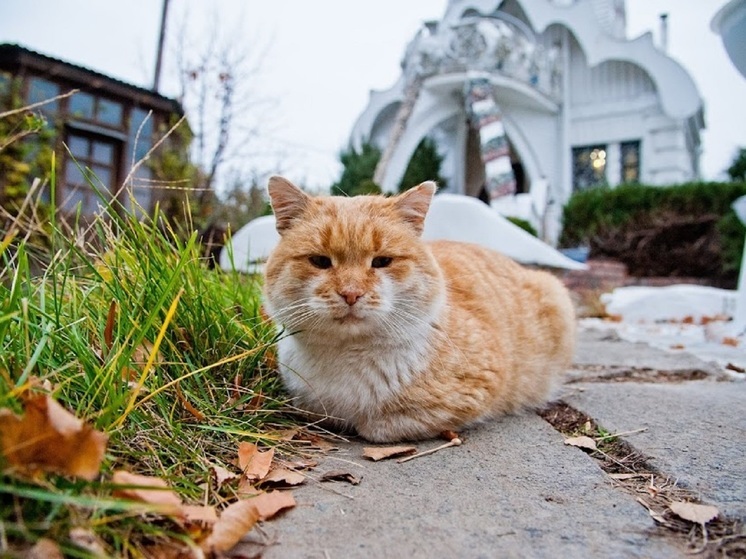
left=0, top=43, right=183, bottom=115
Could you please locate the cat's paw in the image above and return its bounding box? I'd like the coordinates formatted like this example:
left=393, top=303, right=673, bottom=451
left=355, top=416, right=439, bottom=443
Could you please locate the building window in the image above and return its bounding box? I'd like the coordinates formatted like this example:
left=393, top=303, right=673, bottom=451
left=620, top=140, right=641, bottom=184
left=69, top=91, right=95, bottom=120
left=572, top=144, right=607, bottom=191
left=128, top=107, right=154, bottom=162
left=124, top=107, right=155, bottom=213
left=0, top=71, right=10, bottom=94
left=28, top=77, right=61, bottom=113
left=62, top=132, right=121, bottom=215
left=68, top=91, right=123, bottom=128
left=97, top=98, right=123, bottom=126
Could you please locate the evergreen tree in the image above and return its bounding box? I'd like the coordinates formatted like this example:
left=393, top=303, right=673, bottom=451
left=398, top=137, right=447, bottom=192
left=727, top=147, right=746, bottom=182
left=330, top=142, right=382, bottom=196
left=331, top=137, right=447, bottom=196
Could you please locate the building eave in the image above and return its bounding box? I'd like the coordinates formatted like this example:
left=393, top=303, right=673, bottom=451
left=0, top=43, right=183, bottom=116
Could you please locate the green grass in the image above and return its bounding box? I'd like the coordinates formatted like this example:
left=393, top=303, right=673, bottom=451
left=0, top=171, right=292, bottom=556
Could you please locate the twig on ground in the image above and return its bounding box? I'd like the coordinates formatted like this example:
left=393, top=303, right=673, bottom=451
left=397, top=437, right=462, bottom=464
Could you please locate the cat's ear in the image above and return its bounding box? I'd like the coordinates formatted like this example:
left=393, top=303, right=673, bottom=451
left=394, top=181, right=436, bottom=235
left=268, top=176, right=310, bottom=233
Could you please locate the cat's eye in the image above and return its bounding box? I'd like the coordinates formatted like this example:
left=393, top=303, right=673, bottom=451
left=371, top=256, right=393, bottom=268
left=308, top=255, right=333, bottom=269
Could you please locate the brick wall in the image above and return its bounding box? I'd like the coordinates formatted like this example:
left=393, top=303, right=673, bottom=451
left=559, top=259, right=713, bottom=293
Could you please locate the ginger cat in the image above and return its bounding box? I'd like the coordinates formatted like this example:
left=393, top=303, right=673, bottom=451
left=263, top=177, right=575, bottom=442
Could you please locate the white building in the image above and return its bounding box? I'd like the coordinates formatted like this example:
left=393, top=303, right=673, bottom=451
left=349, top=0, right=705, bottom=243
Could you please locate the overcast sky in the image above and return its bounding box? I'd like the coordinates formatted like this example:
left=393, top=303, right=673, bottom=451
left=1, top=1, right=744, bottom=189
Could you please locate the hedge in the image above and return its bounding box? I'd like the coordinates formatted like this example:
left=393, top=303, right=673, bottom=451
left=560, top=182, right=746, bottom=280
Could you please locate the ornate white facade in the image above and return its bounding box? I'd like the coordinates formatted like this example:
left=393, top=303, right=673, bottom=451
left=350, top=0, right=704, bottom=243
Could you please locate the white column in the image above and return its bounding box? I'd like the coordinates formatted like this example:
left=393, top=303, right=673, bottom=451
left=560, top=27, right=572, bottom=202
left=606, top=142, right=621, bottom=186
left=733, top=196, right=746, bottom=335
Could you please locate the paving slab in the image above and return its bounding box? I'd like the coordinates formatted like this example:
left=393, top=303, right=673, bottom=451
left=572, top=326, right=722, bottom=375
left=565, top=380, right=746, bottom=521
left=235, top=414, right=682, bottom=559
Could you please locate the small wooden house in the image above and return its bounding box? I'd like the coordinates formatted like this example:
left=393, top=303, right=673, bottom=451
left=0, top=43, right=186, bottom=218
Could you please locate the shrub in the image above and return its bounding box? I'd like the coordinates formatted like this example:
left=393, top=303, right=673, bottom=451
left=506, top=216, right=537, bottom=237
left=560, top=182, right=746, bottom=282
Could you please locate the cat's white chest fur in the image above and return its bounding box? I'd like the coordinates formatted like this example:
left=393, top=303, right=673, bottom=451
left=277, top=330, right=432, bottom=423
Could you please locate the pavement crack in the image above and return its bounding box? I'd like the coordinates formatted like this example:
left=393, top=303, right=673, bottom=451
left=566, top=365, right=713, bottom=384
left=538, top=401, right=746, bottom=557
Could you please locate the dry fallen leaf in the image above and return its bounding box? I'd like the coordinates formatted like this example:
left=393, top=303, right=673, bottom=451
left=202, top=500, right=260, bottom=553
left=563, top=436, right=598, bottom=451
left=103, top=299, right=117, bottom=351
left=210, top=464, right=239, bottom=490
left=201, top=491, right=296, bottom=553
left=112, top=471, right=182, bottom=514
left=319, top=470, right=361, bottom=485
left=175, top=384, right=205, bottom=422
left=295, top=432, right=340, bottom=452
left=237, top=442, right=275, bottom=481
left=282, top=457, right=319, bottom=471
left=0, top=394, right=108, bottom=480
left=669, top=501, right=719, bottom=524
left=131, top=340, right=164, bottom=367
left=362, top=445, right=417, bottom=461
left=248, top=490, right=297, bottom=520
left=69, top=528, right=108, bottom=557
left=28, top=538, right=64, bottom=559
left=259, top=468, right=306, bottom=487
left=237, top=477, right=262, bottom=499
left=138, top=543, right=195, bottom=559
left=182, top=504, right=219, bottom=525
left=272, top=428, right=300, bottom=442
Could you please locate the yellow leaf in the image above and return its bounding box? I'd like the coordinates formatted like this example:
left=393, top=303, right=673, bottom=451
left=0, top=394, right=107, bottom=480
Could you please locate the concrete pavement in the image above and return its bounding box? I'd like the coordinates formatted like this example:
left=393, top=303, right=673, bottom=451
left=234, top=325, right=745, bottom=559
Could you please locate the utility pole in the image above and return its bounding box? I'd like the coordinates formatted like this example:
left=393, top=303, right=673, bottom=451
left=153, top=0, right=171, bottom=92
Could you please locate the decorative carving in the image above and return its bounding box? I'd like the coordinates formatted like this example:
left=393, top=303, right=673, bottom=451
left=402, top=14, right=562, bottom=99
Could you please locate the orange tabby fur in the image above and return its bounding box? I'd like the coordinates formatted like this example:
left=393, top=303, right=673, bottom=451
left=263, top=176, right=575, bottom=442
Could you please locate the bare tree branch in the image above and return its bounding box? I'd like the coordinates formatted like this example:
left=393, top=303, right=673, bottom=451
left=167, top=7, right=277, bottom=215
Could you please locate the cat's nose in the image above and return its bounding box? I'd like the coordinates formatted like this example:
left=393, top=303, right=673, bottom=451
left=338, top=289, right=364, bottom=306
